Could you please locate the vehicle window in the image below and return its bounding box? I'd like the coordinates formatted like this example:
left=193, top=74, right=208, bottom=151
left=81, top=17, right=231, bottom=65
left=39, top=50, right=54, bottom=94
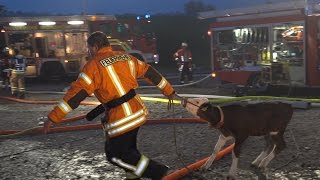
left=34, top=32, right=64, bottom=58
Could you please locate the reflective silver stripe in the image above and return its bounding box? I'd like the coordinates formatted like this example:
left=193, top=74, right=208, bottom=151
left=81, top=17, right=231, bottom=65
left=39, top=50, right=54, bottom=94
left=134, top=155, right=149, bottom=176
left=126, top=172, right=140, bottom=179
left=107, top=66, right=126, bottom=95
left=157, top=78, right=167, bottom=90
left=79, top=72, right=92, bottom=85
left=134, top=95, right=143, bottom=106
left=129, top=60, right=135, bottom=78
left=12, top=70, right=24, bottom=73
left=108, top=116, right=146, bottom=136
left=107, top=66, right=132, bottom=116
left=111, top=157, right=136, bottom=171
left=106, top=109, right=145, bottom=129
left=58, top=100, right=72, bottom=113
left=122, top=102, right=131, bottom=117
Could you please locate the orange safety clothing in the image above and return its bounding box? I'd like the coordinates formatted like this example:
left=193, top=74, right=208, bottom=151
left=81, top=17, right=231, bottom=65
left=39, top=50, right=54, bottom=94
left=48, top=47, right=174, bottom=138
left=174, top=48, right=192, bottom=69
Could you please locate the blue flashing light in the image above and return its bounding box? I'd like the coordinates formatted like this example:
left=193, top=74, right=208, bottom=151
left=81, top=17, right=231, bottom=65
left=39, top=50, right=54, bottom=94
left=145, top=14, right=151, bottom=19
left=136, top=16, right=140, bottom=20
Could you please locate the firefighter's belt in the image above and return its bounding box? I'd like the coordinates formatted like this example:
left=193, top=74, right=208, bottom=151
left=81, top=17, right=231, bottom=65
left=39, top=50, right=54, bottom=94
left=86, top=89, right=136, bottom=121
left=104, top=89, right=136, bottom=109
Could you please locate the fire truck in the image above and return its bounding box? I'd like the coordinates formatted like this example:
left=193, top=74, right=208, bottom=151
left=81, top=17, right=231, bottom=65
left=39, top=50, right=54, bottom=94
left=199, top=0, right=320, bottom=96
left=91, top=15, right=159, bottom=64
left=0, top=15, right=158, bottom=79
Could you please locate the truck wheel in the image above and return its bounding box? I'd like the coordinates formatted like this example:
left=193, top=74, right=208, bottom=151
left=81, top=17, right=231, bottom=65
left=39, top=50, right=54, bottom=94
left=247, top=73, right=268, bottom=93
left=40, top=61, right=66, bottom=80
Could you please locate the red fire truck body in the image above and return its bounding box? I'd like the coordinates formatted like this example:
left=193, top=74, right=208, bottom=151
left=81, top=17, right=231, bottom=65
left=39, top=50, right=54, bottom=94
left=199, top=1, right=320, bottom=95
left=89, top=17, right=159, bottom=64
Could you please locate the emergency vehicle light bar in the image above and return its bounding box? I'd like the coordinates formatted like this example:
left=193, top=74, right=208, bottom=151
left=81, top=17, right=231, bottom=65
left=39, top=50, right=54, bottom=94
left=67, top=20, right=84, bottom=25
left=39, top=21, right=56, bottom=26
left=9, top=22, right=27, bottom=26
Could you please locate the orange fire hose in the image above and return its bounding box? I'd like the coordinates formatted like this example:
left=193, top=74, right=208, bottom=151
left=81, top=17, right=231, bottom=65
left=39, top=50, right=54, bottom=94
left=0, top=118, right=206, bottom=135
left=163, top=143, right=235, bottom=180
left=0, top=96, right=100, bottom=105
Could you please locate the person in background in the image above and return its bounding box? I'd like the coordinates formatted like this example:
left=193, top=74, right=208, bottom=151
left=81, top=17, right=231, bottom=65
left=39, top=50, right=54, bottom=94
left=44, top=31, right=176, bottom=180
left=0, top=47, right=11, bottom=90
left=173, top=42, right=193, bottom=84
left=10, top=48, right=26, bottom=98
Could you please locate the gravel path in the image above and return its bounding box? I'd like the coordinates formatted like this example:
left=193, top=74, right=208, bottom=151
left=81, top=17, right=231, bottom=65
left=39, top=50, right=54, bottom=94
left=0, top=78, right=320, bottom=180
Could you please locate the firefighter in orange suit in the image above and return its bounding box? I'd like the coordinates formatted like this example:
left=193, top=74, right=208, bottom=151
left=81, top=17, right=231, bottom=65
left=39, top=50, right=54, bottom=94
left=10, top=49, right=26, bottom=98
left=44, top=31, right=175, bottom=180
left=173, top=42, right=193, bottom=84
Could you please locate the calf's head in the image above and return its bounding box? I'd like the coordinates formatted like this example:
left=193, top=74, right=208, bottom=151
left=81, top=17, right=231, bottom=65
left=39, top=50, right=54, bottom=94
left=183, top=98, right=221, bottom=127
left=183, top=98, right=211, bottom=118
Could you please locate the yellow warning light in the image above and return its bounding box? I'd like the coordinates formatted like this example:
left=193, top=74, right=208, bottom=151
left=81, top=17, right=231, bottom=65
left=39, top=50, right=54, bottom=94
left=211, top=72, right=216, bottom=78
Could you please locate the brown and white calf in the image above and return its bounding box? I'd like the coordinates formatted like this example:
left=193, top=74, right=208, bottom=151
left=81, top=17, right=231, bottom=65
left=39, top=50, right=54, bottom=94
left=183, top=98, right=293, bottom=179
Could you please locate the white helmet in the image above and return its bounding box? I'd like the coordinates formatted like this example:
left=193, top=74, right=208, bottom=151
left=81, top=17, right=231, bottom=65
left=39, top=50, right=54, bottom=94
left=181, top=42, right=188, bottom=47
left=2, top=47, right=9, bottom=52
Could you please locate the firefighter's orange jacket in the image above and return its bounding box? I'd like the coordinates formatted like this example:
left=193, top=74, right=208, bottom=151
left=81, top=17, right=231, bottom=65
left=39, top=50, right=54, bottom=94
left=174, top=48, right=192, bottom=68
left=48, top=47, right=174, bottom=137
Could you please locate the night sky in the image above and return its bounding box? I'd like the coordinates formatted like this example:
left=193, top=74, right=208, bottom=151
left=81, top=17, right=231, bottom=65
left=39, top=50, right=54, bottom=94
left=0, top=0, right=268, bottom=15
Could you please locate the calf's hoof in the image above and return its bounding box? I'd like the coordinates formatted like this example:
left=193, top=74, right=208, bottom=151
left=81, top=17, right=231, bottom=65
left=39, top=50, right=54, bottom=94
left=258, top=166, right=267, bottom=173
left=250, top=163, right=259, bottom=169
left=257, top=173, right=268, bottom=180
left=199, top=163, right=211, bottom=171
left=199, top=166, right=209, bottom=172
left=252, top=166, right=268, bottom=180
left=225, top=174, right=236, bottom=180
left=251, top=164, right=267, bottom=173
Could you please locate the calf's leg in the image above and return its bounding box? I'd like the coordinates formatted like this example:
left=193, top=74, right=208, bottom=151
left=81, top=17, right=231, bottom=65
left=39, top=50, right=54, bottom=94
left=201, top=134, right=233, bottom=170
left=251, top=134, right=272, bottom=167
left=228, top=135, right=247, bottom=179
left=258, top=131, right=286, bottom=169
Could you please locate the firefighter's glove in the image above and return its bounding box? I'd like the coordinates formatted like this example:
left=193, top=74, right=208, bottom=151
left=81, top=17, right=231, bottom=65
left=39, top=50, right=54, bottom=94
left=86, top=104, right=105, bottom=121
left=43, top=118, right=53, bottom=134
left=178, top=67, right=183, bottom=72
left=167, top=92, right=175, bottom=111
left=37, top=116, right=47, bottom=126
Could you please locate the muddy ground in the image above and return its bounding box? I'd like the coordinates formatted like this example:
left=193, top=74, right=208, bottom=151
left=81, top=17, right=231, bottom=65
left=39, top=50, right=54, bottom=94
left=0, top=76, right=320, bottom=180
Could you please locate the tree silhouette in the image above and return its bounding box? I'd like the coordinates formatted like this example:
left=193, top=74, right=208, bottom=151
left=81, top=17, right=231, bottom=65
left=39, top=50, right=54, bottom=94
left=0, top=4, right=6, bottom=16
left=184, top=0, right=215, bottom=16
